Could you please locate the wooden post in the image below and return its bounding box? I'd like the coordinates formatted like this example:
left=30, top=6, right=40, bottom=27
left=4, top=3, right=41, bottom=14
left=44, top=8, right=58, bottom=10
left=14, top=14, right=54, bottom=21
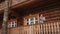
left=2, top=0, right=9, bottom=34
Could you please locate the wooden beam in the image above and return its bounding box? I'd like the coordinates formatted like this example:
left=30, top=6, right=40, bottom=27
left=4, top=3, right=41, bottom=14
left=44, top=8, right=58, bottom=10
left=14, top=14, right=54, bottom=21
left=2, top=0, right=9, bottom=34
left=11, top=0, right=35, bottom=9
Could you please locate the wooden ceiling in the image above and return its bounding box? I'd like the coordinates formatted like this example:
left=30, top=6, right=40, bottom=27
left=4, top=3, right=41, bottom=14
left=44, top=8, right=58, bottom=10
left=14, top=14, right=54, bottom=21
left=11, top=0, right=59, bottom=9
left=12, top=0, right=60, bottom=17
left=0, top=0, right=5, bottom=3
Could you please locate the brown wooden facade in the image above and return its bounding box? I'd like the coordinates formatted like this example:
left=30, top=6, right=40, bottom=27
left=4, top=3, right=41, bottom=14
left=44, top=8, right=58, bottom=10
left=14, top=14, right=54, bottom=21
left=0, top=0, right=60, bottom=34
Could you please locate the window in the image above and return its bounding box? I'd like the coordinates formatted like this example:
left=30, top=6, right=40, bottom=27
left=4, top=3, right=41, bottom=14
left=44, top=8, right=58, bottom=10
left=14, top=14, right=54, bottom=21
left=24, top=14, right=39, bottom=25
left=8, top=20, right=17, bottom=28
left=26, top=17, right=38, bottom=25
left=24, top=13, right=46, bottom=25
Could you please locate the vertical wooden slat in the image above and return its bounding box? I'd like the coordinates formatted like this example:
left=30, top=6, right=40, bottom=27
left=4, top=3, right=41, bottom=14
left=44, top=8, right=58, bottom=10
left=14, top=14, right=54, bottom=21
left=0, top=30, right=1, bottom=34
left=49, top=23, right=51, bottom=34
left=51, top=23, right=54, bottom=34
left=45, top=23, right=47, bottom=34
left=43, top=24, right=45, bottom=34
left=57, top=22, right=59, bottom=34
left=54, top=22, right=56, bottom=34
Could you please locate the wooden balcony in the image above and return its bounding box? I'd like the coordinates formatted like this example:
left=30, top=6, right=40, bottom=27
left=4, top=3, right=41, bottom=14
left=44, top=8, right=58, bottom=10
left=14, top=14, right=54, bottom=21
left=0, top=21, right=60, bottom=34
left=0, top=0, right=34, bottom=11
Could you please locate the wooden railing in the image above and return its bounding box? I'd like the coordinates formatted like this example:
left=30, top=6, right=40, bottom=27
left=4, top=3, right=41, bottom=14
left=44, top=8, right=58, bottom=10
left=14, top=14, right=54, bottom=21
left=7, top=24, right=40, bottom=34
left=0, top=22, right=60, bottom=34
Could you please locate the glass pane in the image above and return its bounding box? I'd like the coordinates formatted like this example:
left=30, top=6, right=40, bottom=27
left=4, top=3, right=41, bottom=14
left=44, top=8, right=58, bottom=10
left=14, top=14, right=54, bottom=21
left=31, top=18, right=34, bottom=21
left=27, top=23, right=29, bottom=25
left=31, top=22, right=34, bottom=24
left=26, top=19, right=29, bottom=21
left=30, top=18, right=34, bottom=24
left=35, top=17, right=38, bottom=20
left=34, top=17, right=38, bottom=24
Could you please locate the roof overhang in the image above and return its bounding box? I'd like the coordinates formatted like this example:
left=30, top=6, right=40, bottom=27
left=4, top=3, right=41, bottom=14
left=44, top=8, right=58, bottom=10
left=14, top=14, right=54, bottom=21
left=0, top=0, right=37, bottom=14
left=11, top=0, right=36, bottom=9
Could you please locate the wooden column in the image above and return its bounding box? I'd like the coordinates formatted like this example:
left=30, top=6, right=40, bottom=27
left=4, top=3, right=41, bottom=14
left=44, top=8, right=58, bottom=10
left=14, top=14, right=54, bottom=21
left=2, top=0, right=9, bottom=34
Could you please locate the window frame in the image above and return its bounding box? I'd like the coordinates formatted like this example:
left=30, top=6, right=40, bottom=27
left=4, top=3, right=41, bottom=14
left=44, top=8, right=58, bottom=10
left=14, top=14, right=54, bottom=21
left=24, top=14, right=39, bottom=25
